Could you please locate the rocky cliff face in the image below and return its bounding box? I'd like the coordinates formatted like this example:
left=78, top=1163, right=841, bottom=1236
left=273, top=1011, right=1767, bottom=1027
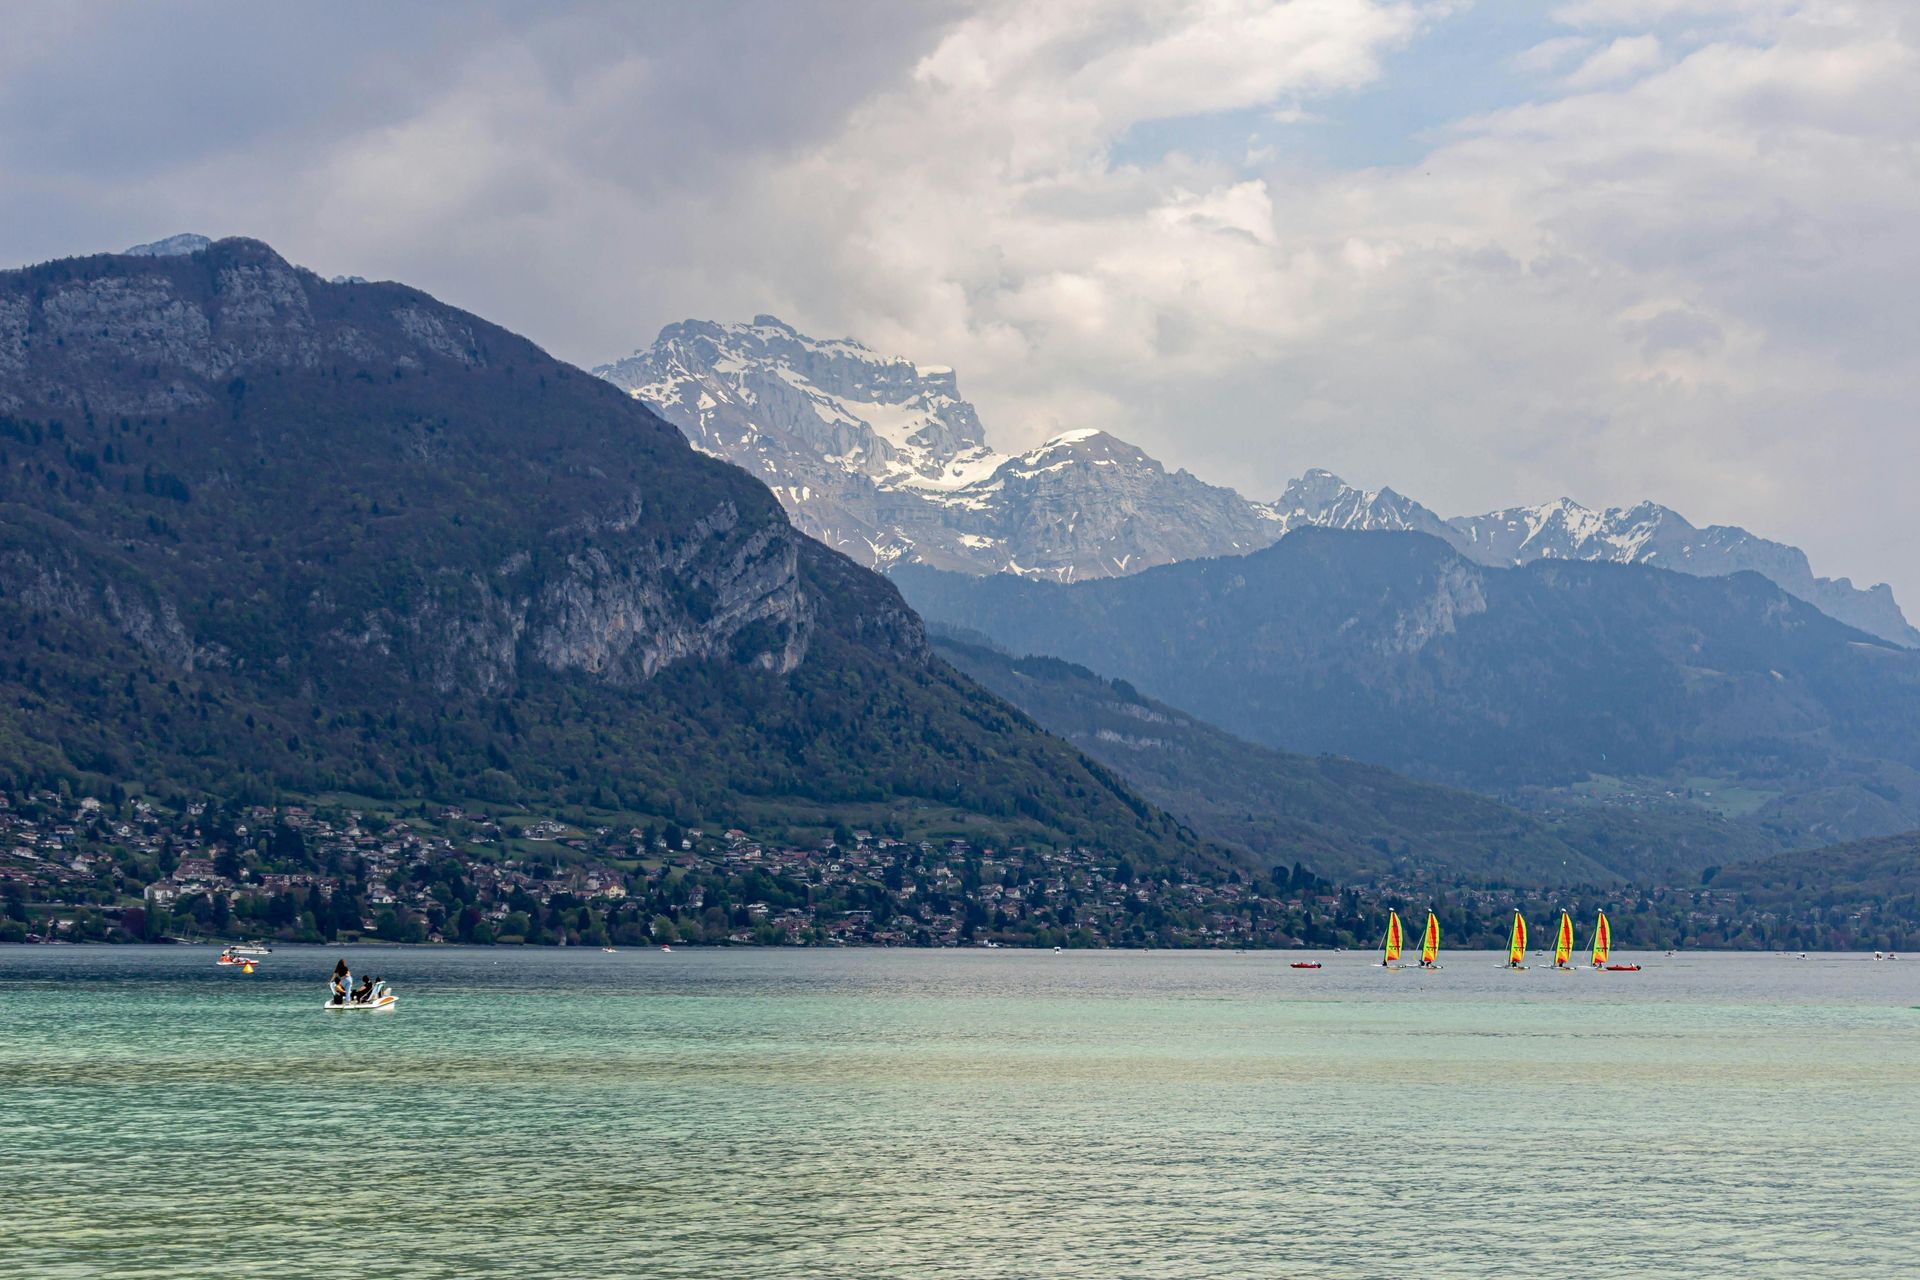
left=594, top=319, right=1280, bottom=582
left=597, top=318, right=1917, bottom=647
left=0, top=238, right=1228, bottom=866
left=0, top=240, right=876, bottom=701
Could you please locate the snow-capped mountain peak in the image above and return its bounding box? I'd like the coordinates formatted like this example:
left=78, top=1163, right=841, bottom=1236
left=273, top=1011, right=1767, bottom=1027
left=595, top=319, right=1917, bottom=646
left=1001, top=429, right=1151, bottom=474
left=594, top=316, right=996, bottom=491
left=1263, top=469, right=1455, bottom=540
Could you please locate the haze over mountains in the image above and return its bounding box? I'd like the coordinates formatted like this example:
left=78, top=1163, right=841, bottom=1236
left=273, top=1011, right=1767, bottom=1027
left=932, top=631, right=1780, bottom=887
left=597, top=318, right=1917, bottom=648
left=897, top=530, right=1920, bottom=849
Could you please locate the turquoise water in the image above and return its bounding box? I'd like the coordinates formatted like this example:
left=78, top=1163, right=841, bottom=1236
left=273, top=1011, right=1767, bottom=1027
left=3, top=946, right=1916, bottom=1278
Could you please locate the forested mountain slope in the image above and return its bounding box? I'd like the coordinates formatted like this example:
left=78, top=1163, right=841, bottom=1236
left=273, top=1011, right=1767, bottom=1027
left=0, top=239, right=1215, bottom=867
left=934, top=634, right=1782, bottom=886
left=898, top=530, right=1920, bottom=846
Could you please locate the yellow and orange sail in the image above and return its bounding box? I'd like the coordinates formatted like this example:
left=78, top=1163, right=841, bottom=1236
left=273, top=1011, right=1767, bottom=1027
left=1554, top=911, right=1575, bottom=968
left=1381, top=910, right=1404, bottom=965
left=1506, top=911, right=1528, bottom=967
left=1420, top=910, right=1440, bottom=966
left=1589, top=910, right=1612, bottom=967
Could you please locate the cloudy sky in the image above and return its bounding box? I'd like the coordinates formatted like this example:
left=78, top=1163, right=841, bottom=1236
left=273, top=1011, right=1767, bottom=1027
left=4, top=0, right=1915, bottom=605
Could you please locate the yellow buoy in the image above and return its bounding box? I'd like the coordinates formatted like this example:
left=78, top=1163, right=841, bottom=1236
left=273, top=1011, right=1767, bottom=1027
left=242, top=962, right=255, bottom=974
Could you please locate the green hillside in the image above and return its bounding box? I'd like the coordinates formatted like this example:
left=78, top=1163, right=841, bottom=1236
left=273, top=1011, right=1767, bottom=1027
left=0, top=239, right=1218, bottom=870
left=1706, top=830, right=1920, bottom=949
left=934, top=634, right=1783, bottom=886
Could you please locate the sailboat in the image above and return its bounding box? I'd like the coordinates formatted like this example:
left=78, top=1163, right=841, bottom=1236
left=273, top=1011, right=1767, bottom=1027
left=1417, top=910, right=1441, bottom=969
left=1505, top=911, right=1528, bottom=970
left=1552, top=911, right=1575, bottom=969
left=1590, top=909, right=1640, bottom=970
left=1380, top=910, right=1405, bottom=969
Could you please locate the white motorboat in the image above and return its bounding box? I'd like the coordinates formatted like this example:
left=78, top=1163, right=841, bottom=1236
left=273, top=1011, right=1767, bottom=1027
left=323, top=993, right=396, bottom=1011
left=324, top=978, right=396, bottom=1010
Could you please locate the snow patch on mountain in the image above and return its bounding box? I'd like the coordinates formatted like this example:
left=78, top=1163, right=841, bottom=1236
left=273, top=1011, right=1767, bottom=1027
left=123, top=233, right=212, bottom=258
left=595, top=318, right=1918, bottom=647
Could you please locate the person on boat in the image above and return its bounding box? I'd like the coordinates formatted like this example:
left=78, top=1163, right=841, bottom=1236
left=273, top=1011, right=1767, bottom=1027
left=351, top=975, right=374, bottom=1003
left=330, top=959, right=351, bottom=1005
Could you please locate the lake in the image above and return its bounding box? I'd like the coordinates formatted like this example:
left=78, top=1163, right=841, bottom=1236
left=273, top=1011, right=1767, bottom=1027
left=3, top=946, right=1915, bottom=1278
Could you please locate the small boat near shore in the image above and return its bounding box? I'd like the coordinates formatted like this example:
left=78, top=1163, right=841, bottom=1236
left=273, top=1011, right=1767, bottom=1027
left=1417, top=910, right=1442, bottom=970
left=1290, top=961, right=1322, bottom=970
left=1552, top=911, right=1575, bottom=970
left=325, top=975, right=396, bottom=1011
left=1588, top=910, right=1612, bottom=969
left=1505, top=912, right=1529, bottom=970
left=1379, top=910, right=1405, bottom=970
left=323, top=992, right=396, bottom=1011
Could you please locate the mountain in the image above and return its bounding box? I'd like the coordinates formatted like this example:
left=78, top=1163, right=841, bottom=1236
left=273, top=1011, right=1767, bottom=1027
left=123, top=233, right=212, bottom=258
left=595, top=319, right=1916, bottom=646
left=932, top=632, right=1782, bottom=885
left=896, top=529, right=1920, bottom=845
left=1268, top=476, right=1918, bottom=646
left=0, top=238, right=1221, bottom=869
left=592, top=317, right=1281, bottom=580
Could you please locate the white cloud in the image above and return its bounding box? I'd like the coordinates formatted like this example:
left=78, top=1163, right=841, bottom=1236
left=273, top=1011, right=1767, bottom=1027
left=1562, top=34, right=1664, bottom=87
left=1512, top=35, right=1593, bottom=74
left=1550, top=0, right=1790, bottom=28
left=4, top=0, right=1915, bottom=608
left=697, top=0, right=1917, bottom=603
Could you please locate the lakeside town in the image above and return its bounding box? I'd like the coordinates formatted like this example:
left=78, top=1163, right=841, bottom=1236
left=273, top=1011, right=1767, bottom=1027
left=3, top=790, right=1908, bottom=952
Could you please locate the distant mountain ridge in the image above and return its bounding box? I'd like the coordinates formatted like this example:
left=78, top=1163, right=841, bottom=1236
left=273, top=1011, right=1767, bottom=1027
left=1281, top=478, right=1920, bottom=649
left=896, top=529, right=1920, bottom=847
left=594, top=318, right=1916, bottom=647
left=932, top=631, right=1784, bottom=886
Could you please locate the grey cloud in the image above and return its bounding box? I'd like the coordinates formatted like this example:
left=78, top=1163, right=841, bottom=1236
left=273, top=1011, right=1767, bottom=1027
left=1635, top=307, right=1723, bottom=355
left=0, top=0, right=1912, bottom=611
